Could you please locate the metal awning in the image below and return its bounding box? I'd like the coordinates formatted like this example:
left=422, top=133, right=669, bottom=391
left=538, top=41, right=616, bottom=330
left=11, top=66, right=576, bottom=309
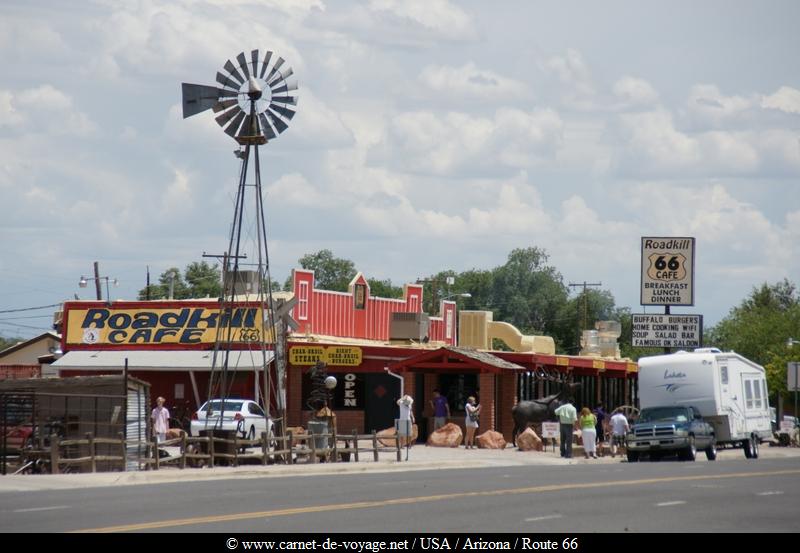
left=51, top=350, right=273, bottom=371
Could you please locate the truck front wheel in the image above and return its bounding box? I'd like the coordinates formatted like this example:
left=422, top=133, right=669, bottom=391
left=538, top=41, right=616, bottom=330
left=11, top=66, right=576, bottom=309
left=680, top=436, right=697, bottom=461
left=627, top=450, right=640, bottom=462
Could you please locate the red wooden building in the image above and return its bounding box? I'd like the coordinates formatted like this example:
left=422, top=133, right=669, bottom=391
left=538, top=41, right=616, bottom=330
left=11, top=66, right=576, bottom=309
left=52, top=269, right=637, bottom=443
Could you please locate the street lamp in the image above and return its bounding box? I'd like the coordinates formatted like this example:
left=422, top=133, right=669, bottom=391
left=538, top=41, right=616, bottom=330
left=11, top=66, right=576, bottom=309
left=79, top=275, right=119, bottom=302
left=442, top=292, right=472, bottom=301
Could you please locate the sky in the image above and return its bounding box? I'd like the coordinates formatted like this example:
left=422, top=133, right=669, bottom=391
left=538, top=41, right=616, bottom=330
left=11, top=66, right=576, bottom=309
left=1, top=0, right=799, bottom=340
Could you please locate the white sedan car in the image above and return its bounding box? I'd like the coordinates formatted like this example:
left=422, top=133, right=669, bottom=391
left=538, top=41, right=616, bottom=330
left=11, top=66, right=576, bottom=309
left=190, top=399, right=274, bottom=441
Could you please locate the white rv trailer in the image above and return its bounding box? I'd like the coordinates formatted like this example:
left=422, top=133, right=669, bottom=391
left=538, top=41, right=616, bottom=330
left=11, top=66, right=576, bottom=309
left=638, top=348, right=771, bottom=458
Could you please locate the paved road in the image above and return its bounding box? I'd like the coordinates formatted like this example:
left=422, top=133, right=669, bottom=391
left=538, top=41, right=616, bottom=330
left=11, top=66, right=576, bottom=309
left=1, top=454, right=798, bottom=533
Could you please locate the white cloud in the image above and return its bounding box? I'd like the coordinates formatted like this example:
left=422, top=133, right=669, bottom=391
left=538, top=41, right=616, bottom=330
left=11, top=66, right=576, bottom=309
left=0, top=85, right=95, bottom=136
left=613, top=76, right=659, bottom=108
left=418, top=62, right=527, bottom=100
left=285, top=88, right=354, bottom=148
left=612, top=108, right=775, bottom=176
left=761, top=86, right=800, bottom=115
left=540, top=49, right=596, bottom=109
left=381, top=108, right=563, bottom=175
left=368, top=0, right=475, bottom=41
left=84, top=3, right=304, bottom=79
left=266, top=172, right=324, bottom=206
left=0, top=91, right=23, bottom=128
left=685, top=84, right=754, bottom=129
left=161, top=168, right=194, bottom=214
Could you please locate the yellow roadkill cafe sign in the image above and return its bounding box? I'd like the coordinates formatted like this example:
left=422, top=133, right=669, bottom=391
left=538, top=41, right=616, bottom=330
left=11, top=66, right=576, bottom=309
left=289, top=346, right=362, bottom=366
left=66, top=306, right=264, bottom=346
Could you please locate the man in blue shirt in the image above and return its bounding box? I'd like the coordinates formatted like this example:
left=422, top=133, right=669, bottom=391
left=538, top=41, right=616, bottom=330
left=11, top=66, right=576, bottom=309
left=430, top=389, right=450, bottom=430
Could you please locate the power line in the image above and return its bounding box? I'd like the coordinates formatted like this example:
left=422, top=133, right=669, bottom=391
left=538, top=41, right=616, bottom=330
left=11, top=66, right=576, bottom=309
left=0, top=315, right=54, bottom=321
left=0, top=303, right=61, bottom=314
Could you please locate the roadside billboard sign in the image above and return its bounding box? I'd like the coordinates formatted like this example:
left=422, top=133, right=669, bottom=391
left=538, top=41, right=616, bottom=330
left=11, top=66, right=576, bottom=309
left=788, top=362, right=800, bottom=392
left=632, top=313, right=703, bottom=348
left=641, top=237, right=695, bottom=306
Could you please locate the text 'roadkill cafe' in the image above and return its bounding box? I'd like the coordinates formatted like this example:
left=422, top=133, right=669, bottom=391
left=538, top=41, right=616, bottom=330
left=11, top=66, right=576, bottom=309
left=52, top=269, right=637, bottom=442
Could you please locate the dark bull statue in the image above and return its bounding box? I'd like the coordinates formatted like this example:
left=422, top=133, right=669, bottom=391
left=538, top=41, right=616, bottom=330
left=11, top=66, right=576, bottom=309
left=512, top=380, right=581, bottom=446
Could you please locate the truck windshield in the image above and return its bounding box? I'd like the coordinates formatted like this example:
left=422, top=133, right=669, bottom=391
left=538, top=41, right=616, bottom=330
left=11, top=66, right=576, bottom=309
left=638, top=407, right=690, bottom=423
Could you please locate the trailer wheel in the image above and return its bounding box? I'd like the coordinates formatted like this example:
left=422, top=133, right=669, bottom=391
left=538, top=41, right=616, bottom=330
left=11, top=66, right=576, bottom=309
left=743, top=437, right=756, bottom=459
left=705, top=438, right=717, bottom=461
left=751, top=436, right=759, bottom=459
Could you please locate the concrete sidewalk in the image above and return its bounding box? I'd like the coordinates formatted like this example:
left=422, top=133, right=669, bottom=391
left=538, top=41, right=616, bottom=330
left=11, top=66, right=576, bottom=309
left=2, top=442, right=799, bottom=493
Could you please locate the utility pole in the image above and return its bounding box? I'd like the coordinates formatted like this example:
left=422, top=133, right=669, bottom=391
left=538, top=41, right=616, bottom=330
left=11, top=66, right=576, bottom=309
left=93, top=261, right=102, bottom=301
left=569, top=281, right=602, bottom=348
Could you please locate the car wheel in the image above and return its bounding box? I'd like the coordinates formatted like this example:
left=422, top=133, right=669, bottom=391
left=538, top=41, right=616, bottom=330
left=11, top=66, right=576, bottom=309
left=681, top=436, right=697, bottom=461
left=626, top=450, right=639, bottom=462
left=705, top=438, right=717, bottom=461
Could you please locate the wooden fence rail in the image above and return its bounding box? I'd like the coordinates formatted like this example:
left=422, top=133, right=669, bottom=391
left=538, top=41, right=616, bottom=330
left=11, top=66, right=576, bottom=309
left=16, top=428, right=404, bottom=474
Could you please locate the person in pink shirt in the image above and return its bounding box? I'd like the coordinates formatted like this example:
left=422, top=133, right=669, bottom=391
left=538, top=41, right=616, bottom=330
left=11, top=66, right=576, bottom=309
left=151, top=396, right=170, bottom=444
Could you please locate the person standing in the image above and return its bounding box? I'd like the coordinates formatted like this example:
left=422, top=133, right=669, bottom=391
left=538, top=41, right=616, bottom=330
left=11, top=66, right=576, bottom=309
left=430, top=389, right=450, bottom=430
left=464, top=396, right=481, bottom=449
left=554, top=398, right=578, bottom=458
left=397, top=394, right=415, bottom=423
left=580, top=407, right=598, bottom=459
left=151, top=396, right=170, bottom=444
left=396, top=394, right=415, bottom=442
left=593, top=402, right=607, bottom=455
left=609, top=408, right=630, bottom=458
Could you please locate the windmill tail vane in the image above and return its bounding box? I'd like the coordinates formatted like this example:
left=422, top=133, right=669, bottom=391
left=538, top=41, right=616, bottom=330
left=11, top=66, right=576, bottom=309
left=181, top=49, right=298, bottom=145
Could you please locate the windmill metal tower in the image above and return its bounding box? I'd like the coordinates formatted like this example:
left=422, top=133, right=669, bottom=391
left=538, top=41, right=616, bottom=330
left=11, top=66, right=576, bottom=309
left=181, top=49, right=298, bottom=426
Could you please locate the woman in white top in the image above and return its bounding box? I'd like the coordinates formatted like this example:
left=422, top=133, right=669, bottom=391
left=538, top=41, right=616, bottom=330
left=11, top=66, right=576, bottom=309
left=464, top=396, right=481, bottom=449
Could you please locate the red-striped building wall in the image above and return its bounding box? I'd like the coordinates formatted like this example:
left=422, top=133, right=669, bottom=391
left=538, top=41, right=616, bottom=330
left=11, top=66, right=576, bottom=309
left=291, top=269, right=456, bottom=345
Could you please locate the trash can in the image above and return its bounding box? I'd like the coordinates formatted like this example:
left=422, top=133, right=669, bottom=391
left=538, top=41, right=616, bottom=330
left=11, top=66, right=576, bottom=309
left=307, top=420, right=328, bottom=450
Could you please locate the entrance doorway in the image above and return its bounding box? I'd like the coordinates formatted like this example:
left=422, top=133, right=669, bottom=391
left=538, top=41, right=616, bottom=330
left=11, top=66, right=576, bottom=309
left=364, top=373, right=400, bottom=434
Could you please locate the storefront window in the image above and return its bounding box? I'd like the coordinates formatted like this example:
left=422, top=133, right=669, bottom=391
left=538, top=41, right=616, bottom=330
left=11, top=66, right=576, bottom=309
left=439, top=373, right=478, bottom=412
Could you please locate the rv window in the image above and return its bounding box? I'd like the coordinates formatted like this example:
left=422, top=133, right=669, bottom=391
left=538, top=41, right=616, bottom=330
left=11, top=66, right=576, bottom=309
left=753, top=379, right=762, bottom=409
left=744, top=380, right=753, bottom=409
left=720, top=366, right=728, bottom=385
left=762, top=380, right=769, bottom=407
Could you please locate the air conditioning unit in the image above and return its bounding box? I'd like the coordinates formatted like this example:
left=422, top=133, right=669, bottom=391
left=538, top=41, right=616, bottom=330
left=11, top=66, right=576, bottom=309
left=225, top=270, right=259, bottom=296
left=390, top=312, right=430, bottom=341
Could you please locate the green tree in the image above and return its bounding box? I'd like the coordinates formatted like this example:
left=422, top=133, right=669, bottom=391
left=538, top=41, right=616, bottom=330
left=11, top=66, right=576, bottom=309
left=705, top=279, right=800, bottom=406
left=137, top=263, right=222, bottom=300
left=0, top=335, right=24, bottom=352
left=184, top=261, right=222, bottom=298
left=553, top=288, right=618, bottom=354
left=367, top=278, right=403, bottom=299
left=138, top=267, right=186, bottom=300
left=489, top=247, right=568, bottom=336
left=294, top=249, right=357, bottom=292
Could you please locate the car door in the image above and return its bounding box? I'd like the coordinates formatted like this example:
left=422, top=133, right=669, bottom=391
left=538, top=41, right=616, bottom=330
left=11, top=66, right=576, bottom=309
left=247, top=402, right=267, bottom=436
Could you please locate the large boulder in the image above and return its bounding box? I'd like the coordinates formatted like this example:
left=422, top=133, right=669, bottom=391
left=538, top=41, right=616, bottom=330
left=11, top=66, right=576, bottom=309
left=517, top=428, right=543, bottom=451
left=377, top=424, right=418, bottom=447
left=166, top=428, right=186, bottom=441
left=477, top=430, right=506, bottom=450
left=427, top=422, right=463, bottom=447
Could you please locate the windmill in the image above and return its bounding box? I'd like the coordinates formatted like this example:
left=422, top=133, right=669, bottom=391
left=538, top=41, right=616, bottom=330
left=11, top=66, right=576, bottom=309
left=181, top=50, right=298, bottom=428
